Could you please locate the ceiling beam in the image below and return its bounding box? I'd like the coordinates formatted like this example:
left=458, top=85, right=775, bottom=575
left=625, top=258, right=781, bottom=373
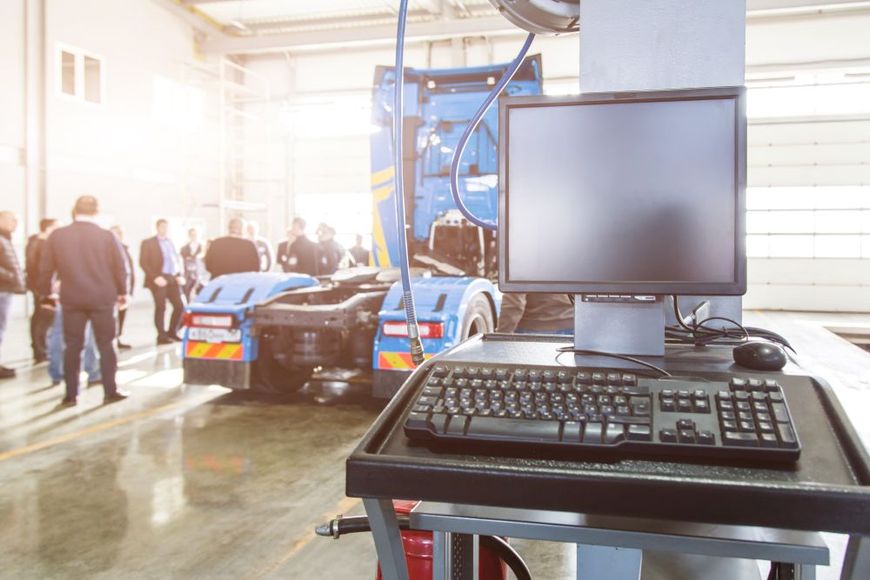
left=152, top=0, right=232, bottom=39
left=201, top=15, right=521, bottom=55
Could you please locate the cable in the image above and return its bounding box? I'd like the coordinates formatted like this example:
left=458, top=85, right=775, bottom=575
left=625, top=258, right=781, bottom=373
left=315, top=515, right=533, bottom=580
left=555, top=347, right=672, bottom=377
left=449, top=32, right=536, bottom=230
left=392, top=0, right=424, bottom=365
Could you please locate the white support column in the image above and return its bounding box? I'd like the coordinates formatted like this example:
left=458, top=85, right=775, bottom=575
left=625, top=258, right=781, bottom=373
left=579, top=0, right=746, bottom=93
left=24, top=0, right=46, bottom=231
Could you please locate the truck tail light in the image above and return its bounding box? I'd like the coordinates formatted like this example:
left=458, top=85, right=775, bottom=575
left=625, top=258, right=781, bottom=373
left=383, top=321, right=444, bottom=339
left=182, top=313, right=234, bottom=328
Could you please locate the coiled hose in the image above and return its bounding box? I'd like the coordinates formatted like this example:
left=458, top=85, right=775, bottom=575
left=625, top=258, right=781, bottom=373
left=449, top=33, right=536, bottom=231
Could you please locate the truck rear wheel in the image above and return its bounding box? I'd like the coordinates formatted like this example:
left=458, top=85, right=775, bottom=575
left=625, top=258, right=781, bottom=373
left=253, top=332, right=313, bottom=394
left=461, top=294, right=495, bottom=340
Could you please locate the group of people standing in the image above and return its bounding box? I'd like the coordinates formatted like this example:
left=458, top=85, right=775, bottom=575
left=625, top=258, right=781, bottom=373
left=0, top=199, right=372, bottom=405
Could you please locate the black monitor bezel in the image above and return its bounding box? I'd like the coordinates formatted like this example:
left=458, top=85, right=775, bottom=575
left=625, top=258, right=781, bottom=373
left=498, top=86, right=747, bottom=296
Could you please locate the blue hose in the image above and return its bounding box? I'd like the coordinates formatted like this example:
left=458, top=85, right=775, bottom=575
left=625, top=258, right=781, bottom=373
left=449, top=33, right=536, bottom=231
left=392, top=0, right=424, bottom=365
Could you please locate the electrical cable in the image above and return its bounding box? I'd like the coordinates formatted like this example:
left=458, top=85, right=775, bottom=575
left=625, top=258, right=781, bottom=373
left=316, top=515, right=533, bottom=580
left=392, top=0, right=424, bottom=365
left=449, top=32, right=536, bottom=230
left=555, top=347, right=672, bottom=377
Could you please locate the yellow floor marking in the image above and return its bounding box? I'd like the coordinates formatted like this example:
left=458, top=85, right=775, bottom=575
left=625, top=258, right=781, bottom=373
left=0, top=396, right=209, bottom=464
left=246, top=496, right=363, bottom=580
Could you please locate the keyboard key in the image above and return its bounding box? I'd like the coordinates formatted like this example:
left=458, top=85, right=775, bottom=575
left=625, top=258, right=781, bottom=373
left=466, top=416, right=560, bottom=442
left=412, top=404, right=431, bottom=413
left=627, top=424, right=652, bottom=441
left=694, top=399, right=710, bottom=413
left=432, top=365, right=448, bottom=377
left=722, top=420, right=738, bottom=431
left=447, top=415, right=469, bottom=435
left=406, top=412, right=429, bottom=430
left=660, top=397, right=675, bottom=412
left=592, top=372, right=606, bottom=384
left=605, top=423, right=626, bottom=444
left=562, top=421, right=582, bottom=442
left=730, top=378, right=747, bottom=390
left=697, top=431, right=715, bottom=445
left=621, top=386, right=650, bottom=396
left=677, top=399, right=692, bottom=412
left=678, top=429, right=696, bottom=443
left=659, top=428, right=678, bottom=443
left=422, top=386, right=443, bottom=397
left=724, top=431, right=758, bottom=446
left=748, top=379, right=764, bottom=392
left=417, top=396, right=437, bottom=406
left=739, top=420, right=755, bottom=432
left=716, top=390, right=731, bottom=401
left=584, top=422, right=603, bottom=443
left=718, top=399, right=733, bottom=411
left=622, top=374, right=637, bottom=386
left=676, top=419, right=695, bottom=431
left=576, top=372, right=591, bottom=384
left=720, top=410, right=735, bottom=421
left=606, top=373, right=621, bottom=385
left=426, top=413, right=447, bottom=433
left=769, top=391, right=784, bottom=402
left=771, top=403, right=790, bottom=423
left=777, top=424, right=798, bottom=448
left=693, top=389, right=707, bottom=399
left=760, top=433, right=778, bottom=447
left=764, top=379, right=779, bottom=391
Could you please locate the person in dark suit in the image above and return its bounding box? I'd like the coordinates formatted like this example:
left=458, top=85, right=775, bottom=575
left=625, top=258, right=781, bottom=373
left=38, top=196, right=129, bottom=405
left=110, top=225, right=134, bottom=350
left=349, top=234, right=370, bottom=267
left=276, top=228, right=296, bottom=273
left=204, top=217, right=260, bottom=279
left=316, top=224, right=345, bottom=275
left=25, top=218, right=58, bottom=362
left=285, top=217, right=319, bottom=276
left=0, top=210, right=26, bottom=379
left=140, top=219, right=184, bottom=345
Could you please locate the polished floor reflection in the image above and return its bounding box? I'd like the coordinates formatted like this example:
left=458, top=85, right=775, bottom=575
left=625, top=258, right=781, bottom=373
left=0, top=306, right=865, bottom=578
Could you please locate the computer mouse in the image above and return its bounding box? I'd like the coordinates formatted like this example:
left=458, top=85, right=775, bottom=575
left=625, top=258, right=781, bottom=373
left=732, top=342, right=787, bottom=372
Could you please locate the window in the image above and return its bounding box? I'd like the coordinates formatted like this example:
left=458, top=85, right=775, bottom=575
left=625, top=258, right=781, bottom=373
left=56, top=44, right=104, bottom=104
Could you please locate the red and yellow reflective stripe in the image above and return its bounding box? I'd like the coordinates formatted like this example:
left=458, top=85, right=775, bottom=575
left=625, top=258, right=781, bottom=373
left=377, top=351, right=434, bottom=370
left=185, top=341, right=244, bottom=361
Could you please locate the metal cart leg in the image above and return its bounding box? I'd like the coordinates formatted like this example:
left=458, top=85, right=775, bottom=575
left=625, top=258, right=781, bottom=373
left=797, top=563, right=816, bottom=580
left=576, top=544, right=642, bottom=580
left=841, top=536, right=870, bottom=580
left=433, top=531, right=478, bottom=580
left=363, top=498, right=409, bottom=580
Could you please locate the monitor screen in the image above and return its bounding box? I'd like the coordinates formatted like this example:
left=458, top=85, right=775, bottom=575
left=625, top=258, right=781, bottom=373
left=499, top=88, right=746, bottom=295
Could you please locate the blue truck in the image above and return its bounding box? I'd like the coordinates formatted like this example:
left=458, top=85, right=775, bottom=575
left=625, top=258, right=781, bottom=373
left=181, top=56, right=543, bottom=398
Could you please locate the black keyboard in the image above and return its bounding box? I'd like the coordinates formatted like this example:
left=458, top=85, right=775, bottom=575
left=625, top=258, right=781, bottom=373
left=403, top=362, right=801, bottom=463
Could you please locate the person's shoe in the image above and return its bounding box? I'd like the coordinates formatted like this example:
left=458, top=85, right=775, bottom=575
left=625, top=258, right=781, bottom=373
left=87, top=378, right=103, bottom=387
left=168, top=334, right=183, bottom=342
left=157, top=336, right=173, bottom=345
left=33, top=355, right=48, bottom=364
left=104, top=390, right=130, bottom=404
left=50, top=379, right=61, bottom=387
left=117, top=341, right=132, bottom=350
left=0, top=366, right=16, bottom=379
left=60, top=396, right=77, bottom=407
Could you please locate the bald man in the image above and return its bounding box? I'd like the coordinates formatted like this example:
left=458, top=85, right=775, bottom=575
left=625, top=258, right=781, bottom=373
left=204, top=217, right=260, bottom=279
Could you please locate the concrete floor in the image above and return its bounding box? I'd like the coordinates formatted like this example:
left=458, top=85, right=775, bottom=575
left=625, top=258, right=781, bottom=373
left=0, top=304, right=867, bottom=579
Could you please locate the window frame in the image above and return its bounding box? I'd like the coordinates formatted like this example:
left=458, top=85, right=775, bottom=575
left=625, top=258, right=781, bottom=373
left=55, top=42, right=106, bottom=106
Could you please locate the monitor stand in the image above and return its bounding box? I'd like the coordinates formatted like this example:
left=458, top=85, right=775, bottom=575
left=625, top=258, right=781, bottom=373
left=573, top=294, right=665, bottom=357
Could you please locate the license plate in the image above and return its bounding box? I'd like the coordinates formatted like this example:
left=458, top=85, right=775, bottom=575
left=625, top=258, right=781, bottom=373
left=187, top=328, right=241, bottom=343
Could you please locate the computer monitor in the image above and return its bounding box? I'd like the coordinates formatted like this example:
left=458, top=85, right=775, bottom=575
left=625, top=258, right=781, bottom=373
left=498, top=87, right=746, bottom=296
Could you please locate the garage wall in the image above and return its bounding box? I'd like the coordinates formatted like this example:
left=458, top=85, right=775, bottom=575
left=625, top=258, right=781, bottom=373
left=44, top=0, right=223, bottom=258
left=0, top=1, right=27, bottom=241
